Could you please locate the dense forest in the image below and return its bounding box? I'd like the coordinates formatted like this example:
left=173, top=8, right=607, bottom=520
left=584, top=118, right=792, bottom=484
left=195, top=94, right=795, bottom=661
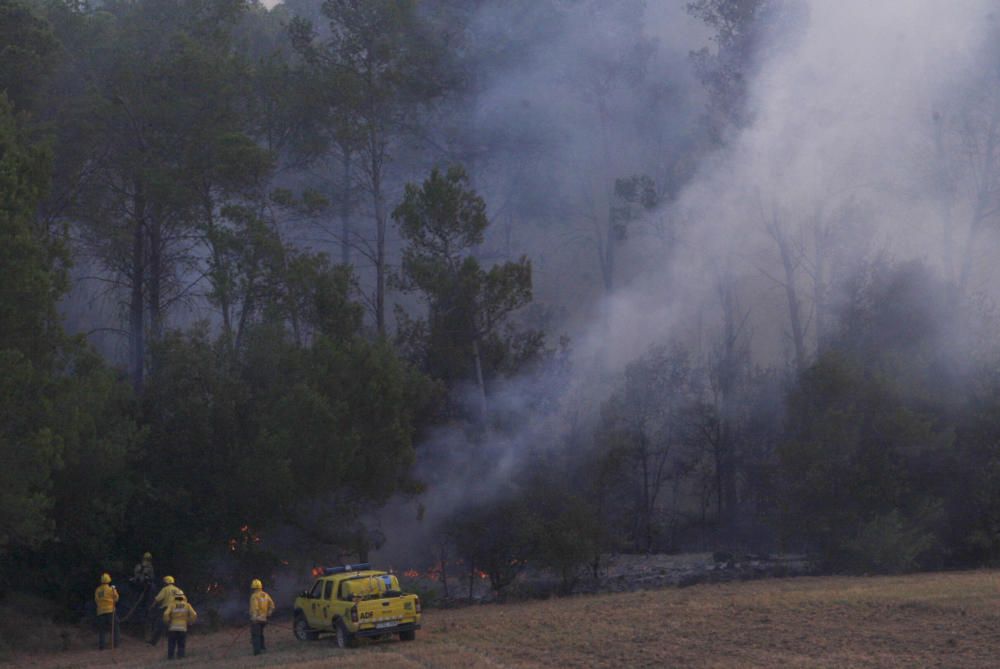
left=5, top=0, right=1000, bottom=615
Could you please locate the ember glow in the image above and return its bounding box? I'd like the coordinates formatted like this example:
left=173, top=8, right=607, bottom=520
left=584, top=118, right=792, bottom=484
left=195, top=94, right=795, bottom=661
left=228, top=524, right=262, bottom=553
left=400, top=561, right=489, bottom=581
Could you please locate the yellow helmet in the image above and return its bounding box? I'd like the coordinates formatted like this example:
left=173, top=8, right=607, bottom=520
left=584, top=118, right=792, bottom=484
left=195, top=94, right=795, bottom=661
left=100, top=573, right=112, bottom=584
left=163, top=575, right=175, bottom=585
left=143, top=552, right=152, bottom=561
left=251, top=578, right=263, bottom=590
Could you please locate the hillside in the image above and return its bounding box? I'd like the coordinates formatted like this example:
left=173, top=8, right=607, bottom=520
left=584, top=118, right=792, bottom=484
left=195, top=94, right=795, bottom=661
left=5, top=571, right=1000, bottom=668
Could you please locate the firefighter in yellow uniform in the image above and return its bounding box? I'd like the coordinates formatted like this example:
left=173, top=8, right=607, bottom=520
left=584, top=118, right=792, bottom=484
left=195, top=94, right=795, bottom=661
left=149, top=575, right=180, bottom=646
left=94, top=573, right=119, bottom=650
left=249, top=579, right=276, bottom=655
left=131, top=551, right=155, bottom=589
left=162, top=590, right=197, bottom=660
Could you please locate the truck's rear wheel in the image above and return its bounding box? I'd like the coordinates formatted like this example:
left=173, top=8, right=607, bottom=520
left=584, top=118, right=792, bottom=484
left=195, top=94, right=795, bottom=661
left=399, top=629, right=416, bottom=642
left=294, top=615, right=317, bottom=641
left=335, top=620, right=357, bottom=649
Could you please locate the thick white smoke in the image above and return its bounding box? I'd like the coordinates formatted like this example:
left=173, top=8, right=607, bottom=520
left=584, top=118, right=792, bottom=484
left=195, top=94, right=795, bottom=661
left=376, top=0, right=1000, bottom=562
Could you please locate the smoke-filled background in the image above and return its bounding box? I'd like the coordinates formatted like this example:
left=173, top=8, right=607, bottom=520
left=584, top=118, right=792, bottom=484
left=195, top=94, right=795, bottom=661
left=374, top=0, right=1000, bottom=577
left=5, top=0, right=1000, bottom=620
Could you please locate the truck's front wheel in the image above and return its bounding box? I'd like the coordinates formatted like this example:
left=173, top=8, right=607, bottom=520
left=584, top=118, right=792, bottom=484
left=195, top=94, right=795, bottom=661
left=335, top=620, right=357, bottom=649
left=399, top=630, right=416, bottom=642
left=293, top=614, right=317, bottom=641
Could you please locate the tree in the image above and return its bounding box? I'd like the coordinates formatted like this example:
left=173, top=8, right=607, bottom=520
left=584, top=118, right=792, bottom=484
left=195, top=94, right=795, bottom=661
left=0, top=94, right=139, bottom=603
left=688, top=0, right=774, bottom=141
left=68, top=0, right=258, bottom=390
left=0, top=94, right=63, bottom=556
left=597, top=174, right=659, bottom=294
left=528, top=481, right=606, bottom=594
left=0, top=0, right=58, bottom=114
left=134, top=238, right=430, bottom=583
left=292, top=0, right=454, bottom=334
left=393, top=165, right=537, bottom=421
left=446, top=497, right=537, bottom=597
left=929, top=26, right=1000, bottom=298
left=596, top=345, right=702, bottom=552
left=777, top=261, right=960, bottom=571
left=778, top=354, right=945, bottom=572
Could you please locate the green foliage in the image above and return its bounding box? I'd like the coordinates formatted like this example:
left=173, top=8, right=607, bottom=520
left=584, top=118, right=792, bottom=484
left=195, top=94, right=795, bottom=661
left=0, top=95, right=61, bottom=555
left=843, top=509, right=938, bottom=574
left=529, top=487, right=605, bottom=594
left=0, top=96, right=139, bottom=610
left=0, top=350, right=57, bottom=553
left=0, top=0, right=58, bottom=113
left=302, top=0, right=454, bottom=131
left=778, top=353, right=948, bottom=572
left=394, top=166, right=542, bottom=416
left=447, top=496, right=538, bottom=595
left=0, top=95, right=62, bottom=360
left=688, top=0, right=773, bottom=138
left=132, top=265, right=430, bottom=589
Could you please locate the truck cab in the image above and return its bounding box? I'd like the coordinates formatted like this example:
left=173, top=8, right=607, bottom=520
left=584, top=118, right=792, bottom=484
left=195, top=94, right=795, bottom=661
left=293, top=563, right=421, bottom=648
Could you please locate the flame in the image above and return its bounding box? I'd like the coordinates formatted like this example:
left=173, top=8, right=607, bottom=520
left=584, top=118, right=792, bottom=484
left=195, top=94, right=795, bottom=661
left=400, top=561, right=492, bottom=581
left=228, top=524, right=262, bottom=552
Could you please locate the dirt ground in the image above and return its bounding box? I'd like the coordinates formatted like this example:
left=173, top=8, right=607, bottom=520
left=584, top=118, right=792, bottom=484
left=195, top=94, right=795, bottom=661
left=5, top=570, right=1000, bottom=668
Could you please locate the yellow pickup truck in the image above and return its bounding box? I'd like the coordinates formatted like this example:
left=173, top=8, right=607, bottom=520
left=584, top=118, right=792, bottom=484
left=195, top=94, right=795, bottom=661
left=292, top=563, right=421, bottom=648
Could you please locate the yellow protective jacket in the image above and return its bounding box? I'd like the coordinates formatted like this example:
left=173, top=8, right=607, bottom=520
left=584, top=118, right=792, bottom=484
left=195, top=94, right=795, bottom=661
left=94, top=584, right=119, bottom=615
left=154, top=584, right=181, bottom=609
left=249, top=590, right=275, bottom=623
left=163, top=596, right=197, bottom=632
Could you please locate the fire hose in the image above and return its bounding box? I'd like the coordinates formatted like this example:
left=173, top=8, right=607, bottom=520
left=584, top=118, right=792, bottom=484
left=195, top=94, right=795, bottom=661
left=217, top=624, right=248, bottom=658
left=215, top=619, right=294, bottom=658
left=116, top=583, right=151, bottom=623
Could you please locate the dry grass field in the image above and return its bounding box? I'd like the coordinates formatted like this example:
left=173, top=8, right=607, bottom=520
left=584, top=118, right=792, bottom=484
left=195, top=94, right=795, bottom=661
left=5, top=571, right=1000, bottom=668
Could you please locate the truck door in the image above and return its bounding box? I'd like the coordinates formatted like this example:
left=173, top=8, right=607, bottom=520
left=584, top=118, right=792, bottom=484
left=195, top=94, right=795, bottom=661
left=307, top=580, right=323, bottom=624
left=322, top=579, right=335, bottom=620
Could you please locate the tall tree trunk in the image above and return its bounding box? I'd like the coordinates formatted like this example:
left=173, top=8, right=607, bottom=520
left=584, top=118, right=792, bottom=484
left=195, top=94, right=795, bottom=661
left=374, top=183, right=386, bottom=336
left=340, top=149, right=352, bottom=266
left=602, top=220, right=616, bottom=294
left=369, top=139, right=387, bottom=336
left=715, top=272, right=743, bottom=534
left=148, top=209, right=162, bottom=343
left=129, top=178, right=146, bottom=393
left=204, top=199, right=234, bottom=352
left=471, top=338, right=489, bottom=423
left=812, top=218, right=828, bottom=356
left=772, top=221, right=807, bottom=373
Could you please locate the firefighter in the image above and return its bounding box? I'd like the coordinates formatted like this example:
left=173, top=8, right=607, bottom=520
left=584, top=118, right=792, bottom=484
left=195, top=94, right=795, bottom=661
left=94, top=573, right=119, bottom=650
left=130, top=552, right=155, bottom=589
left=149, top=575, right=180, bottom=646
left=162, top=590, right=197, bottom=660
left=249, top=578, right=275, bottom=656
